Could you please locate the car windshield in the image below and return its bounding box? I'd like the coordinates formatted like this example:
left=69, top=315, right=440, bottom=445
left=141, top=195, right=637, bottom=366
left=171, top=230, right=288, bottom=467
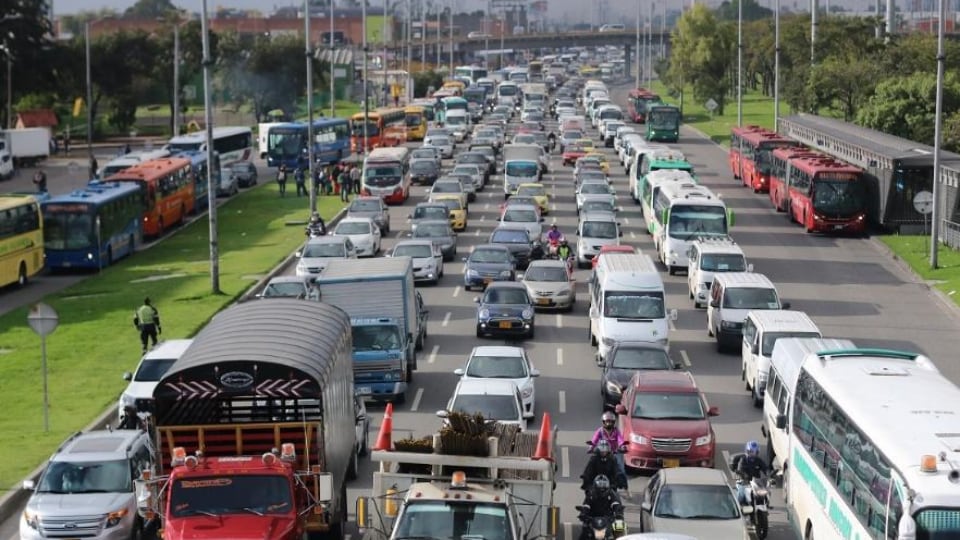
left=632, top=392, right=705, bottom=420
left=134, top=358, right=176, bottom=381
left=353, top=325, right=402, bottom=351
left=603, top=291, right=666, bottom=319
left=459, top=155, right=486, bottom=164
left=446, top=115, right=466, bottom=126
left=394, top=501, right=511, bottom=540
left=432, top=137, right=452, bottom=146
left=482, top=285, right=529, bottom=304
left=654, top=484, right=740, bottom=520
left=517, top=185, right=545, bottom=197
left=700, top=254, right=746, bottom=272
left=336, top=222, right=371, bottom=235
left=302, top=242, right=346, bottom=257
left=507, top=198, right=537, bottom=208
left=466, top=355, right=528, bottom=378
left=411, top=149, right=436, bottom=159
left=415, top=207, right=448, bottom=220
left=411, top=161, right=438, bottom=173
left=491, top=229, right=529, bottom=244
left=477, top=130, right=497, bottom=138
left=262, top=282, right=307, bottom=298
left=471, top=249, right=511, bottom=264
left=350, top=200, right=381, bottom=213
left=525, top=266, right=568, bottom=282
left=39, top=459, right=131, bottom=493
left=230, top=162, right=251, bottom=173
left=454, top=167, right=478, bottom=176
left=415, top=224, right=450, bottom=237
left=394, top=244, right=434, bottom=258
left=580, top=172, right=608, bottom=182
left=723, top=287, right=779, bottom=309
left=611, top=347, right=672, bottom=370
left=451, top=394, right=520, bottom=421
left=514, top=135, right=535, bottom=144
left=433, top=182, right=461, bottom=193
left=582, top=201, right=615, bottom=213
left=580, top=184, right=609, bottom=195
left=438, top=199, right=462, bottom=211
left=169, top=475, right=294, bottom=517
left=503, top=209, right=537, bottom=223
left=761, top=332, right=822, bottom=356
left=582, top=221, right=618, bottom=239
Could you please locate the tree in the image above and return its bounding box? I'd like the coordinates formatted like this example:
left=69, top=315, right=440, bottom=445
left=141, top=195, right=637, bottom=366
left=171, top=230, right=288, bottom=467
left=124, top=0, right=180, bottom=19
left=856, top=74, right=960, bottom=145
left=0, top=0, right=54, bottom=127
left=715, top=0, right=772, bottom=22
left=806, top=53, right=882, bottom=120
left=667, top=4, right=735, bottom=115
left=148, top=20, right=205, bottom=133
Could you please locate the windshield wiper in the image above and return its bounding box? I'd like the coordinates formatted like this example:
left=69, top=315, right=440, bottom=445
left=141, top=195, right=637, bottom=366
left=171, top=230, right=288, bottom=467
left=183, top=509, right=220, bottom=518
left=241, top=507, right=264, bottom=516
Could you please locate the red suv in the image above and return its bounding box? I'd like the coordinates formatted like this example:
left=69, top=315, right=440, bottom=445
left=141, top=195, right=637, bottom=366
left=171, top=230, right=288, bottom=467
left=615, top=371, right=718, bottom=470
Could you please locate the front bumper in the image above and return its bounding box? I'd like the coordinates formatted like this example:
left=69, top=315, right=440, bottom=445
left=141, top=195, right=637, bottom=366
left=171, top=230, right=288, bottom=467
left=624, top=442, right=716, bottom=469
left=477, top=317, right=533, bottom=336
left=356, top=243, right=377, bottom=257
left=355, top=381, right=408, bottom=400
left=412, top=265, right=440, bottom=282
left=464, top=272, right=513, bottom=288
left=530, top=290, right=575, bottom=310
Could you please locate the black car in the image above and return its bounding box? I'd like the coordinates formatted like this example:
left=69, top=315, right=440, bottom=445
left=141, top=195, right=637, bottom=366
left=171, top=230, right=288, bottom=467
left=409, top=159, right=440, bottom=186
left=488, top=225, right=543, bottom=269
left=456, top=151, right=495, bottom=179
left=600, top=342, right=680, bottom=408
left=230, top=161, right=258, bottom=187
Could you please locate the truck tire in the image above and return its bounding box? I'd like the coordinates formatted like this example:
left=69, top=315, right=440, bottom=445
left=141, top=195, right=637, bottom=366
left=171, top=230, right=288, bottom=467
left=347, top=448, right=359, bottom=480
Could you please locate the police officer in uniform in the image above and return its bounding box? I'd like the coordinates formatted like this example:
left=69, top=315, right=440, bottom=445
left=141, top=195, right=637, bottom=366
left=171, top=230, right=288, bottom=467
left=134, top=297, right=161, bottom=353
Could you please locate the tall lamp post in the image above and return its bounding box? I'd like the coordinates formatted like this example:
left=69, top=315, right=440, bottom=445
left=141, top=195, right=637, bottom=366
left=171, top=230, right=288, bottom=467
left=363, top=0, right=369, bottom=153
left=774, top=0, right=781, bottom=130
left=635, top=0, right=641, bottom=88
left=2, top=44, right=10, bottom=129
left=200, top=0, right=221, bottom=294
left=448, top=0, right=454, bottom=75
left=931, top=0, right=946, bottom=268
left=736, top=0, right=743, bottom=127
left=85, top=22, right=93, bottom=162
left=329, top=0, right=336, bottom=117
left=306, top=0, right=317, bottom=214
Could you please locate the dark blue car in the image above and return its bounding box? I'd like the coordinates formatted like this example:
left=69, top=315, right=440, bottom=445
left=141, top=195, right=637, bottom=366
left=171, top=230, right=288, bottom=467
left=474, top=281, right=535, bottom=339
left=463, top=244, right=517, bottom=291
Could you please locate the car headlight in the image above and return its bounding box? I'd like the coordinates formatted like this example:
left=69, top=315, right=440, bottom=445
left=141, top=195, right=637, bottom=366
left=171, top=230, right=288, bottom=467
left=630, top=433, right=647, bottom=445
left=105, top=509, right=129, bottom=528
left=499, top=270, right=513, bottom=278
left=120, top=393, right=135, bottom=408
left=23, top=509, right=39, bottom=530
left=558, top=288, right=572, bottom=296
left=521, top=385, right=534, bottom=398
left=466, top=269, right=479, bottom=278
left=695, top=433, right=713, bottom=446
left=521, top=308, right=534, bottom=319
left=605, top=380, right=622, bottom=395
left=478, top=308, right=490, bottom=319
left=721, top=320, right=740, bottom=330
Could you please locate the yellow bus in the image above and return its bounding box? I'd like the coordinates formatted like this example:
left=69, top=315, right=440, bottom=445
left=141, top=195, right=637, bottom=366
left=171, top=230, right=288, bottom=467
left=0, top=194, right=44, bottom=287
left=404, top=105, right=427, bottom=141
left=441, top=80, right=465, bottom=96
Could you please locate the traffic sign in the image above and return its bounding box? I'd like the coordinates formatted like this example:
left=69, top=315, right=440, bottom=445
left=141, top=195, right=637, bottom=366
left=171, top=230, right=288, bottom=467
left=28, top=303, right=58, bottom=337
left=914, top=191, right=934, bottom=215
left=705, top=98, right=719, bottom=112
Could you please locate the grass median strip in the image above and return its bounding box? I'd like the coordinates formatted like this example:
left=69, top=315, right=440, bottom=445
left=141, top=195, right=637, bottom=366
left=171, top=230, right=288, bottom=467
left=880, top=236, right=960, bottom=299
left=0, top=185, right=344, bottom=487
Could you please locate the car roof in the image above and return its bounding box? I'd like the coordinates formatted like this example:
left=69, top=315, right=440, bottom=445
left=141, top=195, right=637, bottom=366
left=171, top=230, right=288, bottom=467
left=503, top=204, right=539, bottom=212
left=416, top=219, right=451, bottom=227
left=580, top=211, right=618, bottom=222
left=337, top=216, right=375, bottom=224
left=484, top=281, right=527, bottom=291
left=415, top=202, right=447, bottom=208
left=526, top=259, right=567, bottom=270
left=455, top=378, right=520, bottom=396
left=630, top=370, right=699, bottom=392
left=472, top=243, right=511, bottom=252
left=658, top=466, right=730, bottom=486
left=470, top=345, right=525, bottom=357
left=54, top=429, right=144, bottom=462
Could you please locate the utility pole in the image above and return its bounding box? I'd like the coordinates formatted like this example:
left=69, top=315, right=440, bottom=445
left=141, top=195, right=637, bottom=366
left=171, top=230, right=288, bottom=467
left=737, top=0, right=743, bottom=126
left=448, top=0, right=454, bottom=75
left=811, top=0, right=818, bottom=64
left=329, top=0, right=336, bottom=117
left=363, top=0, right=370, bottom=153
left=774, top=0, right=781, bottom=130
left=931, top=0, right=946, bottom=268
left=306, top=0, right=317, bottom=214
left=420, top=1, right=426, bottom=70
left=635, top=0, right=641, bottom=88
left=84, top=22, right=93, bottom=160
left=173, top=23, right=181, bottom=137
left=200, top=0, right=220, bottom=294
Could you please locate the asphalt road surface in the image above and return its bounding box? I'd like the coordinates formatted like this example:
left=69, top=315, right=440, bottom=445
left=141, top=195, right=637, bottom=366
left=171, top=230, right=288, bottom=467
left=5, top=86, right=960, bottom=540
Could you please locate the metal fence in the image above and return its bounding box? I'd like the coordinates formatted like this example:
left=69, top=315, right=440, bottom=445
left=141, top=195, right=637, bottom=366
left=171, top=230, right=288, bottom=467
left=941, top=219, right=960, bottom=249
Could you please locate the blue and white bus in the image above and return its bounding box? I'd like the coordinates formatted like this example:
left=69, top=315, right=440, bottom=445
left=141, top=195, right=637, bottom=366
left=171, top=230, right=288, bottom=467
left=454, top=65, right=488, bottom=85
left=169, top=150, right=221, bottom=213
left=41, top=182, right=142, bottom=270
left=265, top=118, right=352, bottom=169
left=165, top=126, right=253, bottom=167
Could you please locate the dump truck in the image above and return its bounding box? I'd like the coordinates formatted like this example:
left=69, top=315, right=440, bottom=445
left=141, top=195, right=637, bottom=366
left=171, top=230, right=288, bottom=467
left=134, top=300, right=357, bottom=540
left=357, top=409, right=559, bottom=540
left=316, top=256, right=424, bottom=403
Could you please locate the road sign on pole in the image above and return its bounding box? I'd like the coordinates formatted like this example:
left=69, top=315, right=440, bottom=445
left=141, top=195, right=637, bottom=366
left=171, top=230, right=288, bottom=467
left=27, top=303, right=59, bottom=432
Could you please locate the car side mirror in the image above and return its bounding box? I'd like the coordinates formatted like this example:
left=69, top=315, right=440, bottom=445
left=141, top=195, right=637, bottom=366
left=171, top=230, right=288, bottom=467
left=517, top=273, right=525, bottom=280
left=473, top=297, right=480, bottom=303
left=669, top=309, right=678, bottom=321
left=710, top=300, right=720, bottom=308
left=747, top=263, right=755, bottom=273
left=640, top=501, right=652, bottom=512
left=775, top=414, right=787, bottom=429
left=540, top=217, right=545, bottom=222
left=752, top=342, right=759, bottom=354
left=295, top=251, right=303, bottom=258
left=22, top=480, right=35, bottom=490
left=589, top=307, right=598, bottom=318
left=436, top=410, right=450, bottom=419
left=615, top=404, right=627, bottom=415
left=123, top=371, right=132, bottom=381
left=531, top=368, right=541, bottom=377
left=462, top=257, right=468, bottom=262
left=356, top=412, right=366, bottom=422
left=781, top=301, right=791, bottom=310
left=674, top=362, right=683, bottom=369
left=407, top=214, right=412, bottom=219
left=523, top=411, right=535, bottom=420
left=708, top=406, right=720, bottom=417
left=619, top=230, right=623, bottom=237
left=454, top=368, right=465, bottom=375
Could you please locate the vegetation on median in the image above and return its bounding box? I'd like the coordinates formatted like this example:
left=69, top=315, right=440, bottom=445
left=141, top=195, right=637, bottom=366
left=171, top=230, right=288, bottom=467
left=880, top=236, right=960, bottom=301
left=0, top=186, right=344, bottom=487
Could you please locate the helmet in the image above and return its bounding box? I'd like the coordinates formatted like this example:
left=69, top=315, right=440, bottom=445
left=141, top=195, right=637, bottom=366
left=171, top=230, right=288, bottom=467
left=560, top=239, right=569, bottom=246
left=601, top=411, right=616, bottom=426
left=593, top=474, right=611, bottom=491
left=745, top=440, right=760, bottom=457
left=550, top=224, right=558, bottom=230
left=595, top=439, right=611, bottom=457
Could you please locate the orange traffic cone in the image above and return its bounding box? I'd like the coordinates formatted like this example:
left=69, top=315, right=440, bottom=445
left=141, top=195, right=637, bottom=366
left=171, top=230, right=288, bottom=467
left=372, top=402, right=394, bottom=452
left=532, top=412, right=553, bottom=461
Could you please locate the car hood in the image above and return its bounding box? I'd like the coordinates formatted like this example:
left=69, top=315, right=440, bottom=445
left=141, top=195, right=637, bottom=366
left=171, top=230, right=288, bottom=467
left=648, top=517, right=746, bottom=539
left=121, top=380, right=160, bottom=401
left=525, top=280, right=570, bottom=295
left=603, top=368, right=651, bottom=389
left=299, top=255, right=344, bottom=266
left=28, top=491, right=131, bottom=516
left=628, top=415, right=711, bottom=439
left=500, top=243, right=533, bottom=255
left=419, top=235, right=455, bottom=246
left=348, top=211, right=384, bottom=221
left=467, top=261, right=514, bottom=273
left=164, top=514, right=299, bottom=540
left=337, top=233, right=373, bottom=244
left=410, top=255, right=437, bottom=267
left=480, top=303, right=530, bottom=317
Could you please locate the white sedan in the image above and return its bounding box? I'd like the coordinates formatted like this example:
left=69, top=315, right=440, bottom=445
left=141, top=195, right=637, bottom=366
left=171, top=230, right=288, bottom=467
left=390, top=240, right=444, bottom=285
left=333, top=216, right=381, bottom=257
left=423, top=136, right=454, bottom=159
left=454, top=345, right=540, bottom=416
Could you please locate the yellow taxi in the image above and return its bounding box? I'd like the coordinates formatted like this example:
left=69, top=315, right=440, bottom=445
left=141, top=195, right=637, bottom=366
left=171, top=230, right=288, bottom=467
left=576, top=138, right=596, bottom=152
left=431, top=194, right=468, bottom=231
left=584, top=152, right=610, bottom=173
left=514, top=183, right=550, bottom=214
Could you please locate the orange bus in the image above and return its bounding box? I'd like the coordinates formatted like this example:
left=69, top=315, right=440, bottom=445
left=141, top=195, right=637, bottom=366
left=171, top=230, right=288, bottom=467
left=350, top=107, right=407, bottom=153
left=104, top=157, right=195, bottom=238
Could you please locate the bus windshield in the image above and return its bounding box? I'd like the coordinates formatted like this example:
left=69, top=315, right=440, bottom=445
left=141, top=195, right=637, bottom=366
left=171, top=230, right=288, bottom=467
left=267, top=128, right=303, bottom=159
left=603, top=291, right=666, bottom=319
left=351, top=121, right=380, bottom=137
left=43, top=204, right=94, bottom=250
left=649, top=108, right=680, bottom=129
left=668, top=205, right=727, bottom=240
left=812, top=179, right=865, bottom=216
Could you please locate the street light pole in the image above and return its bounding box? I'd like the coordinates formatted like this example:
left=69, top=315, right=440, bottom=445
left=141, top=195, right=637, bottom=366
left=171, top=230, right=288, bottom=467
left=448, top=0, right=454, bottom=75
left=736, top=0, right=743, bottom=126
left=330, top=0, right=336, bottom=117
left=4, top=46, right=10, bottom=129
left=173, top=23, right=181, bottom=137
left=85, top=22, right=93, bottom=162
left=306, top=0, right=317, bottom=214
left=931, top=0, right=946, bottom=268
left=635, top=0, right=641, bottom=88
left=200, top=0, right=221, bottom=294
left=774, top=0, right=781, bottom=130
left=363, top=0, right=370, bottom=153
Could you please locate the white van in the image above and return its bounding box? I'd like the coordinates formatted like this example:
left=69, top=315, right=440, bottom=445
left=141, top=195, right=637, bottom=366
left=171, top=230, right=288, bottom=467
left=686, top=236, right=750, bottom=308
left=762, top=338, right=855, bottom=467
left=117, top=339, right=193, bottom=420
left=706, top=272, right=789, bottom=353
left=741, top=310, right=821, bottom=407
left=444, top=109, right=471, bottom=142
left=589, top=253, right=677, bottom=363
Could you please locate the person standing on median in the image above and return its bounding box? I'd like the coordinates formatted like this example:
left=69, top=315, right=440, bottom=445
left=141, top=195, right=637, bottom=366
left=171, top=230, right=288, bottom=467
left=349, top=162, right=362, bottom=196
left=134, top=297, right=161, bottom=353
left=32, top=170, right=47, bottom=193
left=276, top=164, right=288, bottom=197
left=339, top=165, right=351, bottom=202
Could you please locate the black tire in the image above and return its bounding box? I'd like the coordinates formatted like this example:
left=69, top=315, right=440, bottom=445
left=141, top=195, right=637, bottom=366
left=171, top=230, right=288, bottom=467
left=766, top=438, right=775, bottom=467
left=476, top=325, right=483, bottom=338
left=346, top=447, right=359, bottom=480
left=527, top=326, right=535, bottom=339
left=756, top=511, right=769, bottom=539
left=360, top=423, right=370, bottom=456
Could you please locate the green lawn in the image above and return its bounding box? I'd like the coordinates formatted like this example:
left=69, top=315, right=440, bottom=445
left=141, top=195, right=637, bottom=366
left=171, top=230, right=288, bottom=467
left=0, top=187, right=344, bottom=487
left=879, top=236, right=960, bottom=299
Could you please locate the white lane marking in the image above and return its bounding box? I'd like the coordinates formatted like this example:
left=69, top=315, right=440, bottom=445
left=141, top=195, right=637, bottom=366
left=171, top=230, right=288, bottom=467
left=556, top=313, right=563, bottom=328
left=624, top=217, right=630, bottom=225
left=428, top=344, right=439, bottom=363
left=669, top=318, right=676, bottom=331
left=442, top=312, right=452, bottom=327
left=557, top=348, right=564, bottom=366
left=474, top=229, right=481, bottom=236
left=630, top=231, right=636, bottom=239
left=452, top=285, right=461, bottom=298
left=680, top=349, right=692, bottom=368
left=559, top=390, right=567, bottom=413
left=484, top=203, right=490, bottom=209
left=564, top=523, right=574, bottom=540
left=410, top=388, right=424, bottom=412
left=480, top=214, right=486, bottom=221
left=561, top=446, right=571, bottom=478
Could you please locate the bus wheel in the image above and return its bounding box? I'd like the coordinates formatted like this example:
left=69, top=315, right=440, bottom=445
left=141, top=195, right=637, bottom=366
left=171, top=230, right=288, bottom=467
left=17, top=262, right=27, bottom=286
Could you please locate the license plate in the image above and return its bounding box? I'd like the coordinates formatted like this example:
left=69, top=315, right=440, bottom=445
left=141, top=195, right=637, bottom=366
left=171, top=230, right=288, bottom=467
left=536, top=298, right=551, bottom=305
left=662, top=458, right=680, bottom=468
left=357, top=387, right=372, bottom=395
left=483, top=278, right=492, bottom=284
left=834, top=225, right=844, bottom=230
left=498, top=321, right=512, bottom=329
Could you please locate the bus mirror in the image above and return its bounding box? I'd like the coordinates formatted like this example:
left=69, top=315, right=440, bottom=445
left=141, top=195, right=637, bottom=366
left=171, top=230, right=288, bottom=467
left=661, top=209, right=668, bottom=226
left=728, top=209, right=736, bottom=227
left=747, top=263, right=754, bottom=273
left=775, top=414, right=787, bottom=429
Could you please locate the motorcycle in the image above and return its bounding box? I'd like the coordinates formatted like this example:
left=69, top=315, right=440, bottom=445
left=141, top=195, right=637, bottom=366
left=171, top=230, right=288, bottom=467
left=582, top=441, right=629, bottom=492
left=736, top=471, right=772, bottom=539
left=576, top=502, right=627, bottom=540
left=305, top=223, right=326, bottom=238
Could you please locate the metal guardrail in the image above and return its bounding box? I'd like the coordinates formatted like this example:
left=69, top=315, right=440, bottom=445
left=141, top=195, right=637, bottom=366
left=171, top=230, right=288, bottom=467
left=941, top=219, right=960, bottom=249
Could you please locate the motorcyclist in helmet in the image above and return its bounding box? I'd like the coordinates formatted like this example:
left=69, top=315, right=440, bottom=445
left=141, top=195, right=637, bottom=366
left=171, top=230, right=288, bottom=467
left=731, top=440, right=773, bottom=504
left=591, top=411, right=627, bottom=488
left=581, top=439, right=622, bottom=491
left=556, top=238, right=573, bottom=261
left=305, top=211, right=326, bottom=237
left=546, top=224, right=564, bottom=244
left=578, top=475, right=623, bottom=539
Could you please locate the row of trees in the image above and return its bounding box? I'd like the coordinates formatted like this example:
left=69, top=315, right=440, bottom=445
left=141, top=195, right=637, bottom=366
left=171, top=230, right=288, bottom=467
left=661, top=0, right=960, bottom=150
left=6, top=3, right=331, bottom=136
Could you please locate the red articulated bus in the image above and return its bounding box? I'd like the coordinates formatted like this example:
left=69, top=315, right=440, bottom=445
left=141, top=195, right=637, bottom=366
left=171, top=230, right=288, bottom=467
left=729, top=125, right=776, bottom=182
left=626, top=88, right=661, bottom=124
left=769, top=146, right=822, bottom=213
left=737, top=130, right=800, bottom=193
left=104, top=157, right=195, bottom=238
left=786, top=155, right=868, bottom=234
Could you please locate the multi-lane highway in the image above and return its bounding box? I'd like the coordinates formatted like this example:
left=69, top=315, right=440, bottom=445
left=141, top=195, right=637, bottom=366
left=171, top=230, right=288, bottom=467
left=4, top=83, right=960, bottom=540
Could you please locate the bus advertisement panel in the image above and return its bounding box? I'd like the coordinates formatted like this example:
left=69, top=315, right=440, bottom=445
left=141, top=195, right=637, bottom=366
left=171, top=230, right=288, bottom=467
left=104, top=157, right=195, bottom=238
left=42, top=182, right=142, bottom=270
left=350, top=108, right=406, bottom=153
left=737, top=130, right=800, bottom=192
left=786, top=156, right=867, bottom=234
left=0, top=194, right=43, bottom=287
left=645, top=105, right=681, bottom=143
left=361, top=147, right=411, bottom=204
left=783, top=347, right=960, bottom=540
left=266, top=118, right=352, bottom=169
left=729, top=125, right=773, bottom=182
left=404, top=106, right=427, bottom=141
left=165, top=126, right=253, bottom=166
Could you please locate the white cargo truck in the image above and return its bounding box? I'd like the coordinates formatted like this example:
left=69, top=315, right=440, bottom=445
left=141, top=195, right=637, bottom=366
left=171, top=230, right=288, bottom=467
left=0, top=128, right=50, bottom=167
left=503, top=143, right=546, bottom=197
